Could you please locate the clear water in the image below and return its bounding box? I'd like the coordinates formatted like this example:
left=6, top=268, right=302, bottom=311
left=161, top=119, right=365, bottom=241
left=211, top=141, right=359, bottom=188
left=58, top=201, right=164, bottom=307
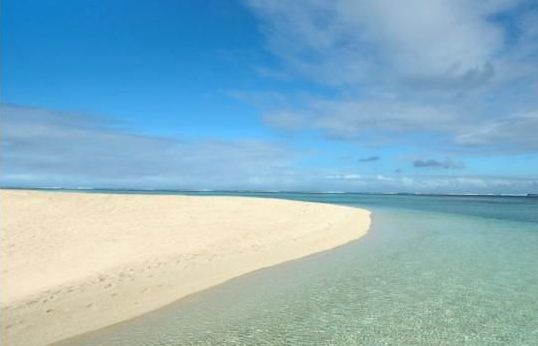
left=55, top=192, right=538, bottom=345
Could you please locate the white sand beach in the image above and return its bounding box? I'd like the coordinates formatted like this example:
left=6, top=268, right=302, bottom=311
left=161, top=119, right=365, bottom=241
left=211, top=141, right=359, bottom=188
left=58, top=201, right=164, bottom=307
left=0, top=190, right=370, bottom=346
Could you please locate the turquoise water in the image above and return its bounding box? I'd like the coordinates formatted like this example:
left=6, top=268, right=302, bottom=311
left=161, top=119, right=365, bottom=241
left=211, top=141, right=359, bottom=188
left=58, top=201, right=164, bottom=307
left=56, top=193, right=538, bottom=345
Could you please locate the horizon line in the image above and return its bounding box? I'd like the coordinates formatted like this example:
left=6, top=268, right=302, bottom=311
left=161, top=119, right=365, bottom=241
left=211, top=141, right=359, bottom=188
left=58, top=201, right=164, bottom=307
left=1, top=186, right=536, bottom=198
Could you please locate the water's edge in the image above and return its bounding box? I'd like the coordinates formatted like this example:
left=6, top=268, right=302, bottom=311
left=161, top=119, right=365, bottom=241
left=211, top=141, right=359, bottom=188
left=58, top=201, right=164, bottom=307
left=38, top=191, right=538, bottom=345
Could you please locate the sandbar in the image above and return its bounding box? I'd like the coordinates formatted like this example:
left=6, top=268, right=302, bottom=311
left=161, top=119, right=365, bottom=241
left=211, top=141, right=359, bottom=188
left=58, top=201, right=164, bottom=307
left=0, top=189, right=370, bottom=346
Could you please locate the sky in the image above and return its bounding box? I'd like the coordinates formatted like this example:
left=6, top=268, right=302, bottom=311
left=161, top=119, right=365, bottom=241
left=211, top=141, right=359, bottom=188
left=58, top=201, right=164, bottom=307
left=1, top=0, right=538, bottom=193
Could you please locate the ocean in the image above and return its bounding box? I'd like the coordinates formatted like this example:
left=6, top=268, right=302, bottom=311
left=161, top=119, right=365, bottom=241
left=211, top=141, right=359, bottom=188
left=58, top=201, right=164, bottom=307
left=55, top=192, right=538, bottom=345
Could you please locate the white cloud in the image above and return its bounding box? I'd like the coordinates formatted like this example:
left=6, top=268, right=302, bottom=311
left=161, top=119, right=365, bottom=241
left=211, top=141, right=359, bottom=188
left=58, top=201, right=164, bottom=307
left=455, top=112, right=538, bottom=150
left=248, top=0, right=511, bottom=86
left=0, top=105, right=293, bottom=189
left=247, top=0, right=538, bottom=153
left=413, top=158, right=466, bottom=169
left=264, top=97, right=460, bottom=139
left=324, top=173, right=362, bottom=180
left=317, top=171, right=538, bottom=193
left=1, top=104, right=536, bottom=193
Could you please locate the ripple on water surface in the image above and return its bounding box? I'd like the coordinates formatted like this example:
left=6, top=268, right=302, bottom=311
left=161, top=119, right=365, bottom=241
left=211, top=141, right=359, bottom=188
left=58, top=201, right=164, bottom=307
left=56, top=195, right=538, bottom=346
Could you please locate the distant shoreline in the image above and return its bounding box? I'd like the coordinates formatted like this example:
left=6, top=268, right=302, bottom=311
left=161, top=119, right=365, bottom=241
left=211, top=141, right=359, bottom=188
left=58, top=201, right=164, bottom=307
left=1, top=189, right=371, bottom=346
left=1, top=186, right=536, bottom=198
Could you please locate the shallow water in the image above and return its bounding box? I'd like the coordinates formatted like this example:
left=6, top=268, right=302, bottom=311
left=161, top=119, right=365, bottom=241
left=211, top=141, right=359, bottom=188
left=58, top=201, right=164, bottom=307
left=57, top=193, right=538, bottom=345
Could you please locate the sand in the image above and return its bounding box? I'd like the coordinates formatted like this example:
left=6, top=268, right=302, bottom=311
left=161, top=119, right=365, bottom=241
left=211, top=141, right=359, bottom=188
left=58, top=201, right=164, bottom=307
left=0, top=189, right=370, bottom=346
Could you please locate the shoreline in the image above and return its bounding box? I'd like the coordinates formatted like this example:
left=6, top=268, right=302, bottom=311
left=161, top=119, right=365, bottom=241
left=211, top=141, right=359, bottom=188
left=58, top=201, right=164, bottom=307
left=1, top=189, right=371, bottom=346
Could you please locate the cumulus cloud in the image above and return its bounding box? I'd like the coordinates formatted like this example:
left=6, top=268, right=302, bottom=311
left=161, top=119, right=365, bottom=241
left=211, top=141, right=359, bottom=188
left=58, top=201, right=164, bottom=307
left=246, top=0, right=538, bottom=153
left=413, top=159, right=465, bottom=170
left=247, top=0, right=510, bottom=86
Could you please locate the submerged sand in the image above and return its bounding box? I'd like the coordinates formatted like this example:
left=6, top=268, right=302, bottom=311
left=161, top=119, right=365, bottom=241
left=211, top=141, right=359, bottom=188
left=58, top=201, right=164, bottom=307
left=0, top=189, right=370, bottom=346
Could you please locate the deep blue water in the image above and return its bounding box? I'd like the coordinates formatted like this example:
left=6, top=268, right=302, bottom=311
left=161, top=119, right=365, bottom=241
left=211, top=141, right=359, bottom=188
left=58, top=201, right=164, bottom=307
left=51, top=191, right=538, bottom=345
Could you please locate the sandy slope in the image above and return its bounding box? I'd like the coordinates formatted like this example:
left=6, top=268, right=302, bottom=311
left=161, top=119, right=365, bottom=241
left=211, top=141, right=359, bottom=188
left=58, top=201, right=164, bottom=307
left=0, top=190, right=370, bottom=346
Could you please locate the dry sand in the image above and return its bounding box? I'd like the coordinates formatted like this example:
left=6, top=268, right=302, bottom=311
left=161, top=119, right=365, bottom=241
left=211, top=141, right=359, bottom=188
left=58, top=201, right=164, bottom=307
left=0, top=189, right=370, bottom=346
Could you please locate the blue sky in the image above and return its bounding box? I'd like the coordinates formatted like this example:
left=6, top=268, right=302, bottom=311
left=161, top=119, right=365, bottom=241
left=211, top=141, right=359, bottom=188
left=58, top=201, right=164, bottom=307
left=2, top=0, right=538, bottom=193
